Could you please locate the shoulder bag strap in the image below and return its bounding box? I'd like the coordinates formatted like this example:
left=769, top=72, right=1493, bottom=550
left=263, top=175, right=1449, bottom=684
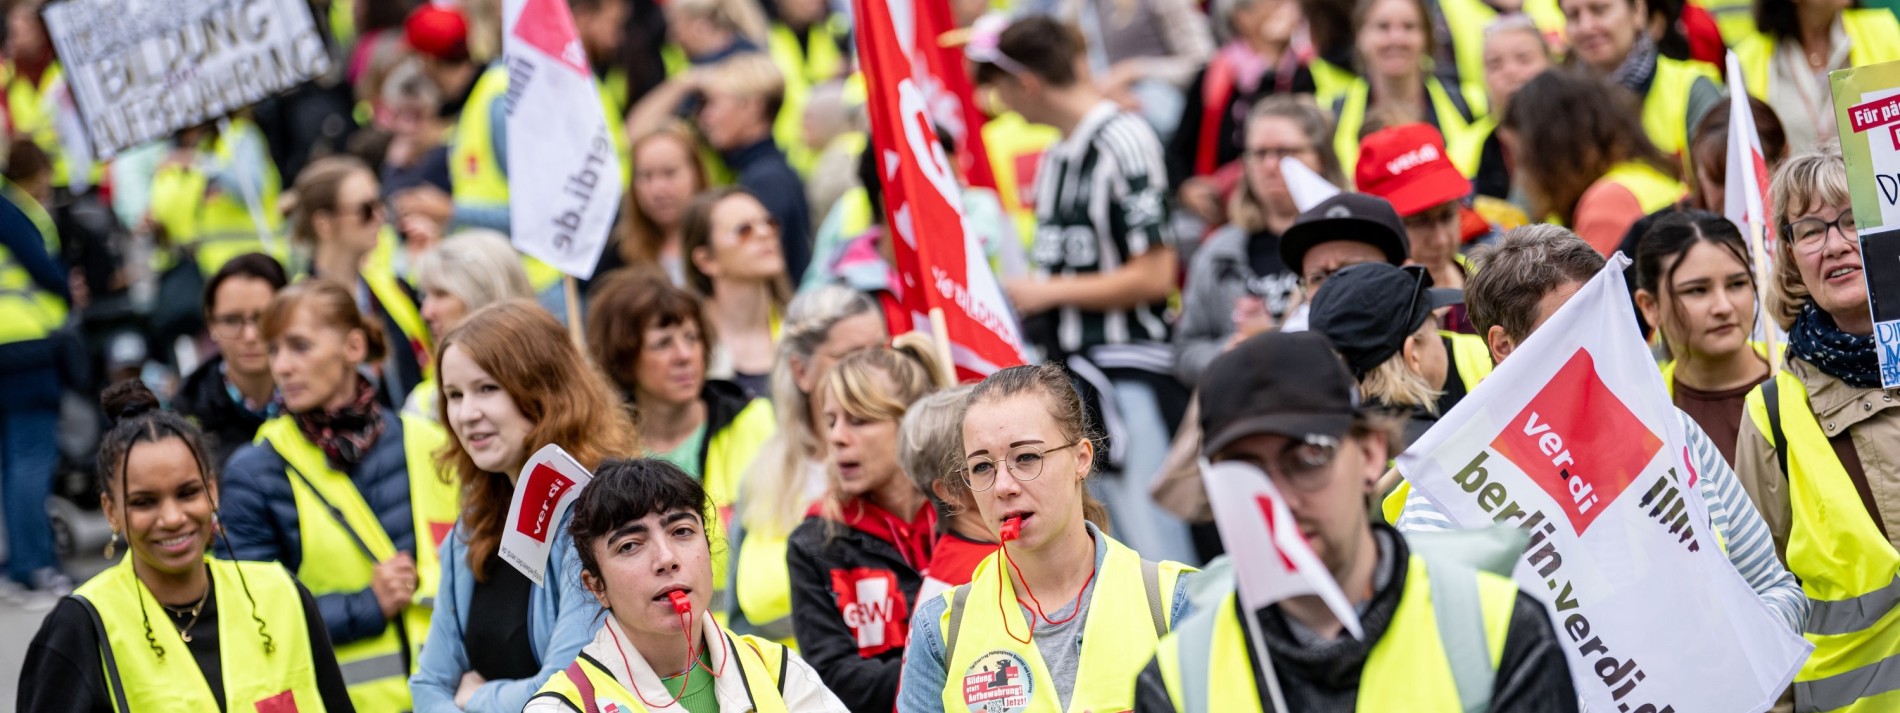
left=286, top=464, right=381, bottom=563
left=1142, top=558, right=1166, bottom=636
left=73, top=595, right=133, bottom=713
left=945, top=584, right=972, bottom=665
left=1764, top=377, right=1789, bottom=482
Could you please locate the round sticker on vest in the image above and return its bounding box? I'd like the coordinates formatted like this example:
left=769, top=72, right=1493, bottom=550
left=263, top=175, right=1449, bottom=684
left=962, top=650, right=1034, bottom=713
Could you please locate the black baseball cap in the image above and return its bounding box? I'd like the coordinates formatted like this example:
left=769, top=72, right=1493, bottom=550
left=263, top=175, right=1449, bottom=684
left=1279, top=193, right=1410, bottom=275
left=1309, top=263, right=1464, bottom=378
left=1199, top=331, right=1361, bottom=457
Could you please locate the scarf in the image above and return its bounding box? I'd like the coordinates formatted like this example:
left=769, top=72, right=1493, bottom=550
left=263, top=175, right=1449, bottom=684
left=1789, top=302, right=1883, bottom=388
left=1609, top=34, right=1659, bottom=94
left=813, top=498, right=939, bottom=573
left=293, top=375, right=387, bottom=468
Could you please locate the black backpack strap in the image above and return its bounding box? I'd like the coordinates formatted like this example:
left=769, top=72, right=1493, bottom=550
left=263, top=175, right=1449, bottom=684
left=1764, top=377, right=1790, bottom=482
left=73, top=595, right=132, bottom=713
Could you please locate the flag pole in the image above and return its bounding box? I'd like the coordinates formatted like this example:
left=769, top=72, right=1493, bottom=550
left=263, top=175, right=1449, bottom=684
left=1243, top=604, right=1291, bottom=713
left=564, top=275, right=585, bottom=347
left=928, top=307, right=957, bottom=384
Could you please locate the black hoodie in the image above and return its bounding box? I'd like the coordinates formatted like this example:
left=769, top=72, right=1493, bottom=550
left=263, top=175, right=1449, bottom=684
left=174, top=355, right=272, bottom=469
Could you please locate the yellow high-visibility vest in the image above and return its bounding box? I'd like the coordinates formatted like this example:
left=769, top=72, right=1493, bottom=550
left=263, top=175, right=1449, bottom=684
left=1641, top=57, right=1722, bottom=158
left=532, top=627, right=792, bottom=712
left=0, top=176, right=64, bottom=345
left=1734, top=10, right=1900, bottom=101
left=1332, top=76, right=1484, bottom=186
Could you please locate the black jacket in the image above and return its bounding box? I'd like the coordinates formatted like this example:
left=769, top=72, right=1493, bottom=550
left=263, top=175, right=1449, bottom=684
left=1131, top=525, right=1578, bottom=712
left=174, top=355, right=271, bottom=469
left=786, top=510, right=927, bottom=713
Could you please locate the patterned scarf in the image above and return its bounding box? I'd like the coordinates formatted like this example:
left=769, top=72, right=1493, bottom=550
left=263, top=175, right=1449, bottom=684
left=293, top=375, right=387, bottom=468
left=1789, top=302, right=1882, bottom=388
left=1610, top=34, right=1659, bottom=94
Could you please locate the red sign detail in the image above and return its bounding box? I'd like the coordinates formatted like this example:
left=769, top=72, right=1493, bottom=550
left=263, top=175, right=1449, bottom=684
left=253, top=690, right=298, bottom=713
left=430, top=521, right=455, bottom=549
left=828, top=567, right=908, bottom=658
left=513, top=0, right=590, bottom=74
left=513, top=463, right=577, bottom=544
left=1848, top=95, right=1900, bottom=133
left=1491, top=350, right=1662, bottom=535
left=1255, top=495, right=1297, bottom=571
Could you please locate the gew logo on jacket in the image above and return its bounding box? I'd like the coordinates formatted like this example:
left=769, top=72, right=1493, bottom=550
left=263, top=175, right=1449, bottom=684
left=829, top=567, right=908, bottom=657
left=514, top=463, right=577, bottom=544
left=1492, top=349, right=1661, bottom=535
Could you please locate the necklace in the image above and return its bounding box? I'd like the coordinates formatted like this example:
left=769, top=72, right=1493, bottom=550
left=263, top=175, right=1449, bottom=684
left=162, top=593, right=209, bottom=642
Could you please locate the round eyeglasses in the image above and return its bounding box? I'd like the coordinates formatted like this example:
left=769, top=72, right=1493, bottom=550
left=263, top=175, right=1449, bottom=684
left=961, top=441, right=1082, bottom=492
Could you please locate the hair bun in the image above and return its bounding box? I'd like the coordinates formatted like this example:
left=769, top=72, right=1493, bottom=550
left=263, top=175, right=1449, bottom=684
left=100, top=380, right=161, bottom=426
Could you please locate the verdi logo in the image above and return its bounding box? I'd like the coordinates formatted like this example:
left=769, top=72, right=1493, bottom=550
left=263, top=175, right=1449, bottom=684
left=514, top=463, right=577, bottom=543
left=1491, top=350, right=1661, bottom=535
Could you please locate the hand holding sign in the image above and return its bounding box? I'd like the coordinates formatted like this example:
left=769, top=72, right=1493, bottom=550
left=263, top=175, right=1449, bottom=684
left=499, top=444, right=594, bottom=586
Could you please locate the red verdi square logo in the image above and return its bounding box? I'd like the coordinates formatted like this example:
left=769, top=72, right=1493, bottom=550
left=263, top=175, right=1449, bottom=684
left=1491, top=350, right=1662, bottom=535
left=514, top=463, right=577, bottom=543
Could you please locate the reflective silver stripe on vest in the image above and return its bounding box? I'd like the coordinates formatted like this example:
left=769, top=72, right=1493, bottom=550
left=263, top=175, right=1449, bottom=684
left=337, top=651, right=407, bottom=685
left=1806, top=576, right=1900, bottom=636
left=1424, top=559, right=1495, bottom=713
left=1794, top=652, right=1900, bottom=713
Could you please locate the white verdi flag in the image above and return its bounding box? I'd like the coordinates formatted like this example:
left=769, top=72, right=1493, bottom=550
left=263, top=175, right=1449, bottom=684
left=1725, top=51, right=1775, bottom=259
left=1202, top=459, right=1363, bottom=639
left=1396, top=255, right=1810, bottom=713
left=499, top=444, right=593, bottom=586
left=503, top=0, right=623, bottom=279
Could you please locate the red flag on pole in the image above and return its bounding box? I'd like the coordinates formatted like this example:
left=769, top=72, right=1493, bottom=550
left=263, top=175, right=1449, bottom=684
left=912, top=0, right=997, bottom=190
left=853, top=0, right=1026, bottom=380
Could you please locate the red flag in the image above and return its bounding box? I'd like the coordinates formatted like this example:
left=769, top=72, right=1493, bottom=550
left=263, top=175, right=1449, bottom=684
left=853, top=0, right=1026, bottom=380
left=912, top=0, right=996, bottom=190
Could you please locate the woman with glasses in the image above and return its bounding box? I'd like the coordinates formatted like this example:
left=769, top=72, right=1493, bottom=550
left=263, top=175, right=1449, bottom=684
left=175, top=253, right=289, bottom=468
left=786, top=336, right=949, bottom=712
left=1734, top=148, right=1900, bottom=713
left=289, top=155, right=432, bottom=406
left=897, top=362, right=1197, bottom=713
left=682, top=187, right=788, bottom=398
left=1174, top=96, right=1343, bottom=386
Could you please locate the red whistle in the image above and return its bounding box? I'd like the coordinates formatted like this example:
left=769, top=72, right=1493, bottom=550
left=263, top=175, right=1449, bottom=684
left=667, top=590, right=692, bottom=615
left=1001, top=515, right=1021, bottom=542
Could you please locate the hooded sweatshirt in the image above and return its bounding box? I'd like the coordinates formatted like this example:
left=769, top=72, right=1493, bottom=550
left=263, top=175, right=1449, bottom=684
left=786, top=498, right=937, bottom=712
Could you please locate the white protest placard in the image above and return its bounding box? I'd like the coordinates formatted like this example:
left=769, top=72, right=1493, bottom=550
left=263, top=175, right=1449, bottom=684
left=1202, top=459, right=1363, bottom=639
left=502, top=0, right=623, bottom=280
left=1830, top=59, right=1900, bottom=388
left=41, top=0, right=332, bottom=159
left=1396, top=255, right=1810, bottom=713
left=499, top=444, right=593, bottom=587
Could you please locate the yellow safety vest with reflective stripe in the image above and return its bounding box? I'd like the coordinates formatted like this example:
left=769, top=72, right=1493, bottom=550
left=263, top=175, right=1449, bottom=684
left=1333, top=76, right=1484, bottom=187
left=531, top=631, right=791, bottom=712
left=0, top=177, right=64, bottom=345
left=1155, top=554, right=1516, bottom=712
left=254, top=413, right=460, bottom=713
left=934, top=536, right=1189, bottom=713
left=74, top=557, right=323, bottom=713
left=149, top=119, right=287, bottom=276
left=1734, top=10, right=1900, bottom=102
left=768, top=18, right=848, bottom=174
left=1744, top=371, right=1900, bottom=712
left=1642, top=57, right=1722, bottom=159
left=1597, top=161, right=1687, bottom=220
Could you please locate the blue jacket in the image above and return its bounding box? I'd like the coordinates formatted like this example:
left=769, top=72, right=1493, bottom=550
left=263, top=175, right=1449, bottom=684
left=219, top=410, right=419, bottom=648
left=410, top=509, right=604, bottom=713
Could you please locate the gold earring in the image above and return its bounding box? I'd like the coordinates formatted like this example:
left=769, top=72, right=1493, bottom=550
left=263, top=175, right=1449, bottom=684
left=104, top=531, right=120, bottom=559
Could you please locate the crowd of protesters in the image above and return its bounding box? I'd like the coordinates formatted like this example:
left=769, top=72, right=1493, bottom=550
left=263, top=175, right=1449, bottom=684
left=3, top=0, right=1899, bottom=709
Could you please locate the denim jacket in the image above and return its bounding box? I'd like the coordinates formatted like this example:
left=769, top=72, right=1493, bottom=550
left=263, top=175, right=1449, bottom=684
left=409, top=509, right=604, bottom=712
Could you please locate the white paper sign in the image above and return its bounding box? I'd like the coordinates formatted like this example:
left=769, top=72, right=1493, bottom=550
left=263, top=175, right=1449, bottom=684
left=1202, top=459, right=1363, bottom=639
left=499, top=444, right=593, bottom=586
left=1396, top=255, right=1810, bottom=713
left=501, top=0, right=623, bottom=279
left=42, top=0, right=332, bottom=159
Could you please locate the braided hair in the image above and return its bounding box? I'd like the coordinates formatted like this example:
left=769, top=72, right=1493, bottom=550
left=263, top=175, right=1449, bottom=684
left=97, top=381, right=275, bottom=658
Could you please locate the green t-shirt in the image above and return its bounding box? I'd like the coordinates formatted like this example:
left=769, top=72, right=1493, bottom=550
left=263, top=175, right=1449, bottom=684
left=659, top=648, right=718, bottom=713
left=652, top=421, right=708, bottom=480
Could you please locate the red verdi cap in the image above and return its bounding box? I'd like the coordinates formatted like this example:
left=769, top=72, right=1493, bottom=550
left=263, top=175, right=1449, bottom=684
left=406, top=4, right=470, bottom=63
left=1354, top=123, right=1471, bottom=218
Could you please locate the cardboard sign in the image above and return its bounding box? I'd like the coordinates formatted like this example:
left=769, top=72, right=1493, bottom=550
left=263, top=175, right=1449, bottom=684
left=1397, top=255, right=1811, bottom=713
left=499, top=444, right=592, bottom=586
left=1831, top=59, right=1900, bottom=387
left=42, top=0, right=331, bottom=159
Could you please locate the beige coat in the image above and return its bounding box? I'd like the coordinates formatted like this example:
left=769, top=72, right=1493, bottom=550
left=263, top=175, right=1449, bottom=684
left=1734, top=356, right=1900, bottom=561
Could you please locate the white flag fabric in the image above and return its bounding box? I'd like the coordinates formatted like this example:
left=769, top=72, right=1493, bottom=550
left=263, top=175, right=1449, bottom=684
left=1724, top=51, right=1775, bottom=260
left=1280, top=156, right=1341, bottom=212
left=499, top=444, right=593, bottom=586
left=1396, top=255, right=1810, bottom=713
left=1202, top=459, right=1364, bottom=639
left=502, top=0, right=623, bottom=280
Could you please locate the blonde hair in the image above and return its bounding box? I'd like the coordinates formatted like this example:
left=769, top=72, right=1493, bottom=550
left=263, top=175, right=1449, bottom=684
left=739, top=286, right=885, bottom=536
left=1766, top=146, right=1850, bottom=330
left=670, top=0, right=769, bottom=45
left=413, top=231, right=536, bottom=325
left=900, top=386, right=975, bottom=521
left=1359, top=344, right=1442, bottom=414
left=817, top=333, right=950, bottom=532
left=701, top=53, right=786, bottom=111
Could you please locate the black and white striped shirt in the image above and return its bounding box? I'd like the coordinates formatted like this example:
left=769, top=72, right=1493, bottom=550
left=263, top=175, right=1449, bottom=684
left=1025, top=102, right=1176, bottom=362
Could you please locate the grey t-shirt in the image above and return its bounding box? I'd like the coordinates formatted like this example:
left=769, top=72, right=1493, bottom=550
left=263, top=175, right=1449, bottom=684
left=1018, top=537, right=1105, bottom=711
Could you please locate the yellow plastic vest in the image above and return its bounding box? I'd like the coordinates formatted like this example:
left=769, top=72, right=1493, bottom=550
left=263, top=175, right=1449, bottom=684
left=5, top=61, right=98, bottom=189
left=1333, top=76, right=1482, bottom=187
left=74, top=558, right=323, bottom=713
left=362, top=259, right=435, bottom=382
left=768, top=19, right=847, bottom=174
left=1443, top=329, right=1493, bottom=393
left=0, top=177, right=64, bottom=345
left=704, top=398, right=777, bottom=614
left=1701, top=0, right=1760, bottom=46
left=254, top=413, right=460, bottom=713
left=1661, top=340, right=1778, bottom=396
left=1155, top=555, right=1516, bottom=712
left=981, top=112, right=1063, bottom=245
left=1599, top=161, right=1688, bottom=217
left=735, top=531, right=797, bottom=645
left=1735, top=10, right=1900, bottom=101
left=1642, top=57, right=1722, bottom=158
left=1744, top=371, right=1900, bottom=713
left=935, top=537, right=1189, bottom=713
left=1309, top=58, right=1359, bottom=108
left=532, top=632, right=791, bottom=712
left=150, top=119, right=286, bottom=276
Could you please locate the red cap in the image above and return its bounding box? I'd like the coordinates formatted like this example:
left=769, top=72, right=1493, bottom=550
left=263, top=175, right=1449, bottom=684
left=1354, top=123, right=1470, bottom=217
left=405, top=4, right=470, bottom=63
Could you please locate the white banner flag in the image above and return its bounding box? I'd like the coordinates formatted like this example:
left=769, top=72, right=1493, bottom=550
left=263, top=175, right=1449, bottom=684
left=1396, top=255, right=1810, bottom=713
left=502, top=0, right=623, bottom=280
left=1202, top=459, right=1363, bottom=639
left=499, top=444, right=593, bottom=586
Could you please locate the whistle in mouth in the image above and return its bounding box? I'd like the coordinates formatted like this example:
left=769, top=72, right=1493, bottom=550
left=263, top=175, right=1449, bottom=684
left=667, top=589, right=692, bottom=615
left=1001, top=515, right=1022, bottom=542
